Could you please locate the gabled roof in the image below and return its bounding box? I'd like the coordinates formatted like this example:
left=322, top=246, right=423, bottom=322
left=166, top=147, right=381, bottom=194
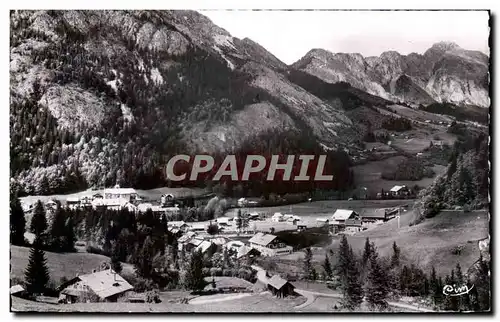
left=195, top=240, right=214, bottom=253
left=103, top=188, right=137, bottom=195
left=168, top=221, right=186, bottom=227
left=92, top=198, right=129, bottom=207
left=190, top=223, right=206, bottom=230
left=10, top=284, right=24, bottom=294
left=209, top=237, right=227, bottom=246
left=268, top=275, right=292, bottom=290
left=390, top=185, right=407, bottom=192
left=73, top=269, right=133, bottom=299
left=236, top=246, right=261, bottom=259
left=332, top=209, right=356, bottom=221
left=248, top=232, right=277, bottom=246
left=178, top=231, right=197, bottom=243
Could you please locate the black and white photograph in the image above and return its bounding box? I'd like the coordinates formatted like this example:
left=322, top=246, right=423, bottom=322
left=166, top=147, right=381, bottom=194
left=8, top=7, right=491, bottom=313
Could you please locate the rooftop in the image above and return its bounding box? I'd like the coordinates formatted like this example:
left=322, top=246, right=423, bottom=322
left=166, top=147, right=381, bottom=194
left=72, top=269, right=133, bottom=299
left=248, top=232, right=277, bottom=246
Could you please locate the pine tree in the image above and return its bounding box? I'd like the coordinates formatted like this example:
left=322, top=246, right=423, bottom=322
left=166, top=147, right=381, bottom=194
left=365, top=249, right=389, bottom=310
left=337, top=235, right=350, bottom=279
left=429, top=266, right=443, bottom=306
left=322, top=253, right=333, bottom=280
left=49, top=206, right=66, bottom=251
left=30, top=200, right=47, bottom=238
left=134, top=236, right=155, bottom=278
left=362, top=237, right=372, bottom=267
left=475, top=254, right=490, bottom=311
left=10, top=188, right=26, bottom=246
left=185, top=250, right=206, bottom=291
left=304, top=247, right=314, bottom=279
left=341, top=247, right=364, bottom=310
left=390, top=241, right=400, bottom=268
left=111, top=244, right=123, bottom=274
left=24, top=238, right=50, bottom=295
left=63, top=215, right=76, bottom=252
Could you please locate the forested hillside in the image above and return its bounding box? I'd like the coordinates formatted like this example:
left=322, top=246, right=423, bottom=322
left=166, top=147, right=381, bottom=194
left=10, top=10, right=356, bottom=196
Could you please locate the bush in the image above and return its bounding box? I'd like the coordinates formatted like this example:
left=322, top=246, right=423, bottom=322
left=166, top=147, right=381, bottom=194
left=86, top=245, right=110, bottom=257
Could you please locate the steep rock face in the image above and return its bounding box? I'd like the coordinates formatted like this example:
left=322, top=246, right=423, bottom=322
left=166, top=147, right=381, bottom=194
left=293, top=41, right=489, bottom=108
left=10, top=10, right=356, bottom=194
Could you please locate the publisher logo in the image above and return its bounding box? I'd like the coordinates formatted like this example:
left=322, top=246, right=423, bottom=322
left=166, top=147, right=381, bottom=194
left=443, top=284, right=474, bottom=296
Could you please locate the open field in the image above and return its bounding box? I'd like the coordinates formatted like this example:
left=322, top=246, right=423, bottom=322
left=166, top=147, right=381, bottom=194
left=352, top=156, right=447, bottom=192
left=10, top=245, right=135, bottom=283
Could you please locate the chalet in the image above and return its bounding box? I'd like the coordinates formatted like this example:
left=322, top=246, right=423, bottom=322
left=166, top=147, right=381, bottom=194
left=237, top=198, right=247, bottom=207
left=390, top=185, right=410, bottom=197
left=236, top=246, right=261, bottom=260
left=184, top=237, right=204, bottom=252
left=168, top=221, right=189, bottom=232
left=247, top=212, right=261, bottom=220
left=177, top=232, right=197, bottom=250
left=160, top=193, right=175, bottom=207
left=215, top=217, right=232, bottom=226
left=66, top=197, right=80, bottom=210
left=137, top=203, right=164, bottom=215
left=79, top=196, right=93, bottom=208
left=58, top=269, right=133, bottom=303
left=195, top=240, right=215, bottom=254
left=271, top=213, right=284, bottom=222
left=189, top=223, right=207, bottom=232
left=297, top=224, right=308, bottom=232
left=330, top=209, right=362, bottom=233
left=103, top=185, right=139, bottom=202
left=224, top=240, right=245, bottom=253
left=267, top=275, right=295, bottom=298
left=91, top=198, right=137, bottom=212
left=92, top=193, right=103, bottom=200
left=248, top=232, right=292, bottom=256
left=361, top=208, right=398, bottom=223
left=10, top=284, right=25, bottom=297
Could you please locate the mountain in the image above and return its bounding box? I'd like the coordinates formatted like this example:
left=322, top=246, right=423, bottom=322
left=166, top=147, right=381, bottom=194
left=292, top=42, right=490, bottom=108
left=10, top=10, right=359, bottom=195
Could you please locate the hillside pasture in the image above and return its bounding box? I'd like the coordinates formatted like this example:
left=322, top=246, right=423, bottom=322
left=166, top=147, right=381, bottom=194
left=10, top=245, right=135, bottom=284
left=352, top=156, right=446, bottom=192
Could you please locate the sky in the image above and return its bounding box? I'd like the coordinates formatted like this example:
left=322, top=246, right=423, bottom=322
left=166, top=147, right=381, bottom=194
left=201, top=10, right=490, bottom=65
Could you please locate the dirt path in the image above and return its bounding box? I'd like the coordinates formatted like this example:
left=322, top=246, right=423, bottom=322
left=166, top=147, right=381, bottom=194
left=188, top=293, right=253, bottom=305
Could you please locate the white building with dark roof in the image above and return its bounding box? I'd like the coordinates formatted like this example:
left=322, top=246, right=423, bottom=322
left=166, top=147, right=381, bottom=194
left=58, top=269, right=133, bottom=303
left=248, top=232, right=292, bottom=256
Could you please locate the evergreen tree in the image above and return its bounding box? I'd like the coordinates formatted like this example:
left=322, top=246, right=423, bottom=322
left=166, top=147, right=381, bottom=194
left=63, top=215, right=76, bottom=252
left=30, top=200, right=47, bottom=238
left=185, top=250, right=206, bottom=291
left=24, top=238, right=50, bottom=295
left=475, top=254, right=490, bottom=311
left=337, top=235, right=350, bottom=279
left=111, top=244, right=123, bottom=274
left=304, top=247, right=314, bottom=279
left=322, top=253, right=333, bottom=280
left=390, top=241, right=400, bottom=268
left=429, top=266, right=443, bottom=306
left=341, top=247, right=364, bottom=310
left=362, top=237, right=372, bottom=267
left=134, top=236, right=155, bottom=278
left=10, top=188, right=26, bottom=246
left=365, top=249, right=389, bottom=310
left=206, top=221, right=219, bottom=235
left=49, top=206, right=66, bottom=251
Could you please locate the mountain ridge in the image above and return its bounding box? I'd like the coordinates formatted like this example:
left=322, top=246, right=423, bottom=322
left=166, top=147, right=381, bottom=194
left=292, top=41, right=490, bottom=108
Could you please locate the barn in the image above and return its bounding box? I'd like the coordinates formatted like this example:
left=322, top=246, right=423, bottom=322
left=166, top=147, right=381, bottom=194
left=267, top=275, right=295, bottom=298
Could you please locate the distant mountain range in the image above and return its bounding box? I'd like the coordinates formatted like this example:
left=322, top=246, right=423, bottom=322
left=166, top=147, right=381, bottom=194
left=292, top=41, right=489, bottom=108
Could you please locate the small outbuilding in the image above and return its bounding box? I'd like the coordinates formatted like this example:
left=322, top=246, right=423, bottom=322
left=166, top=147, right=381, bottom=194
left=267, top=275, right=295, bottom=298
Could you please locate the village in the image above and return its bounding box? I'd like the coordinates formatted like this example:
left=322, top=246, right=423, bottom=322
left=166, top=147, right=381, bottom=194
left=11, top=183, right=419, bottom=311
